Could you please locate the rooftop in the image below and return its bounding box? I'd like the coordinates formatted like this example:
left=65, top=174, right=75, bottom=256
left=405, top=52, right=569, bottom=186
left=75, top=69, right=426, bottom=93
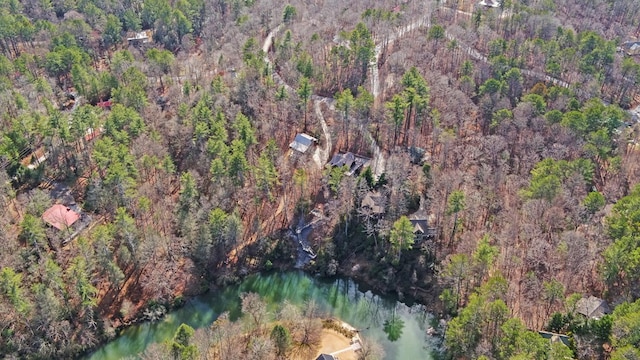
left=290, top=133, right=318, bottom=153
left=538, top=331, right=571, bottom=346
left=328, top=152, right=370, bottom=175
left=316, top=354, right=336, bottom=360
left=576, top=296, right=610, bottom=319
left=479, top=0, right=501, bottom=7
left=42, top=204, right=80, bottom=231
left=127, top=30, right=153, bottom=43
left=410, top=218, right=430, bottom=234
left=361, top=191, right=385, bottom=215
left=622, top=40, right=640, bottom=55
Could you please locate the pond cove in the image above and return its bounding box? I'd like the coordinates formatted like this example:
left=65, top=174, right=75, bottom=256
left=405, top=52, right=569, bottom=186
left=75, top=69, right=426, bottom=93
left=86, top=271, right=441, bottom=359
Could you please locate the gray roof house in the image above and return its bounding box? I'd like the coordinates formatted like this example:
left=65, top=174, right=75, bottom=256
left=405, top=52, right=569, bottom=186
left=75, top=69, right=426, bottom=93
left=361, top=191, right=385, bottom=215
left=576, top=296, right=610, bottom=319
left=316, top=355, right=335, bottom=360
left=328, top=151, right=371, bottom=175
left=411, top=218, right=430, bottom=235
left=289, top=133, right=318, bottom=154
left=289, top=133, right=318, bottom=153
left=622, top=40, right=640, bottom=56
left=409, top=212, right=437, bottom=243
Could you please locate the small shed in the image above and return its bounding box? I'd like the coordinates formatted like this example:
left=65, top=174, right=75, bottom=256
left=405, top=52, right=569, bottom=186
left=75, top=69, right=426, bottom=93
left=42, top=204, right=80, bottom=231
left=289, top=133, right=318, bottom=153
left=576, top=296, right=610, bottom=319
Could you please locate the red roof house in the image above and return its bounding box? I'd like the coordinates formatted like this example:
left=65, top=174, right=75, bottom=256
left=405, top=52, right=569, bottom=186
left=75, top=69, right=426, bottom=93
left=96, top=100, right=112, bottom=109
left=42, top=204, right=80, bottom=230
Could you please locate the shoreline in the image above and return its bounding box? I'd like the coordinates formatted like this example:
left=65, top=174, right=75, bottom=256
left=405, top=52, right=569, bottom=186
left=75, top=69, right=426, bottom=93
left=83, top=267, right=443, bottom=359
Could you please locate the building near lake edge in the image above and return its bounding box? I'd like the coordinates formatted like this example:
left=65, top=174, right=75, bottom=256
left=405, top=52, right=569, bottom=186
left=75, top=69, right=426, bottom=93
left=316, top=354, right=335, bottom=360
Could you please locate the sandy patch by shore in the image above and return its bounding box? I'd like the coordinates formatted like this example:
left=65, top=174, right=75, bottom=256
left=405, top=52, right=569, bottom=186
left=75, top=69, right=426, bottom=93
left=315, top=329, right=358, bottom=360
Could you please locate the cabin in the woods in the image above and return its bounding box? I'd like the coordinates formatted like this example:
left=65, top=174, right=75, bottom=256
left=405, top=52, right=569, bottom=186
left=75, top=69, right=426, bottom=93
left=96, top=100, right=112, bottom=110
left=289, top=133, right=318, bottom=153
left=42, top=204, right=80, bottom=231
left=410, top=217, right=436, bottom=242
left=621, top=40, right=640, bottom=56
left=538, top=331, right=571, bottom=346
left=361, top=191, right=385, bottom=216
left=316, top=354, right=335, bottom=360
left=328, top=151, right=371, bottom=175
left=576, top=296, right=610, bottom=319
left=479, top=0, right=501, bottom=7
left=127, top=30, right=153, bottom=45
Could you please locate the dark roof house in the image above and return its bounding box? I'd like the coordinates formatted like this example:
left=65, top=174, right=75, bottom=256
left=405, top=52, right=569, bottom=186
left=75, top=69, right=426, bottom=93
left=576, top=296, right=610, bottom=319
left=409, top=212, right=436, bottom=242
left=42, top=204, right=80, bottom=231
left=316, top=355, right=335, bottom=360
left=289, top=133, right=318, bottom=153
left=328, top=152, right=370, bottom=175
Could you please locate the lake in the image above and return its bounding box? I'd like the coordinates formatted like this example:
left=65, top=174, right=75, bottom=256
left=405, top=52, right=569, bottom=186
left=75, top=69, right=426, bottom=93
left=86, top=271, right=441, bottom=359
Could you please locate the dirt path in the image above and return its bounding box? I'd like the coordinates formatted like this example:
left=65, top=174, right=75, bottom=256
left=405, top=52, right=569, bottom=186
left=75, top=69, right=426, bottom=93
left=262, top=5, right=573, bottom=191
left=370, top=5, right=570, bottom=105
left=263, top=25, right=334, bottom=171
left=312, top=99, right=333, bottom=168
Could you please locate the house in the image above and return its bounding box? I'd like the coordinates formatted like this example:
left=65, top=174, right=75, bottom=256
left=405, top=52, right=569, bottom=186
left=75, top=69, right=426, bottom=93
left=576, top=296, right=610, bottom=319
left=96, top=100, right=112, bottom=110
left=479, top=0, right=501, bottom=7
left=316, top=355, right=335, bottom=360
left=84, top=127, right=103, bottom=142
left=289, top=133, right=318, bottom=153
left=127, top=30, right=153, bottom=44
left=328, top=152, right=371, bottom=175
left=361, top=191, right=385, bottom=215
left=42, top=204, right=80, bottom=231
left=410, top=218, right=433, bottom=241
left=20, top=147, right=48, bottom=170
left=408, top=146, right=427, bottom=165
left=538, top=331, right=571, bottom=346
left=621, top=40, right=640, bottom=56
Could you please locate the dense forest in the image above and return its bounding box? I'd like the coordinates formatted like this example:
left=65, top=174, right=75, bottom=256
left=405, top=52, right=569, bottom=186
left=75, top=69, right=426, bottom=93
left=1, top=0, right=640, bottom=359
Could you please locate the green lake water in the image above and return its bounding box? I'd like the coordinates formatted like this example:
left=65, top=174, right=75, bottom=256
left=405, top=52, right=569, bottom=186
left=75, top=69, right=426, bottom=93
left=86, top=271, right=441, bottom=359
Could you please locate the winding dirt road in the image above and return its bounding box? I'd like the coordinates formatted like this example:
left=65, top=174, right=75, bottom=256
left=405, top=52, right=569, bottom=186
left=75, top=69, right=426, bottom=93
left=263, top=5, right=573, bottom=177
